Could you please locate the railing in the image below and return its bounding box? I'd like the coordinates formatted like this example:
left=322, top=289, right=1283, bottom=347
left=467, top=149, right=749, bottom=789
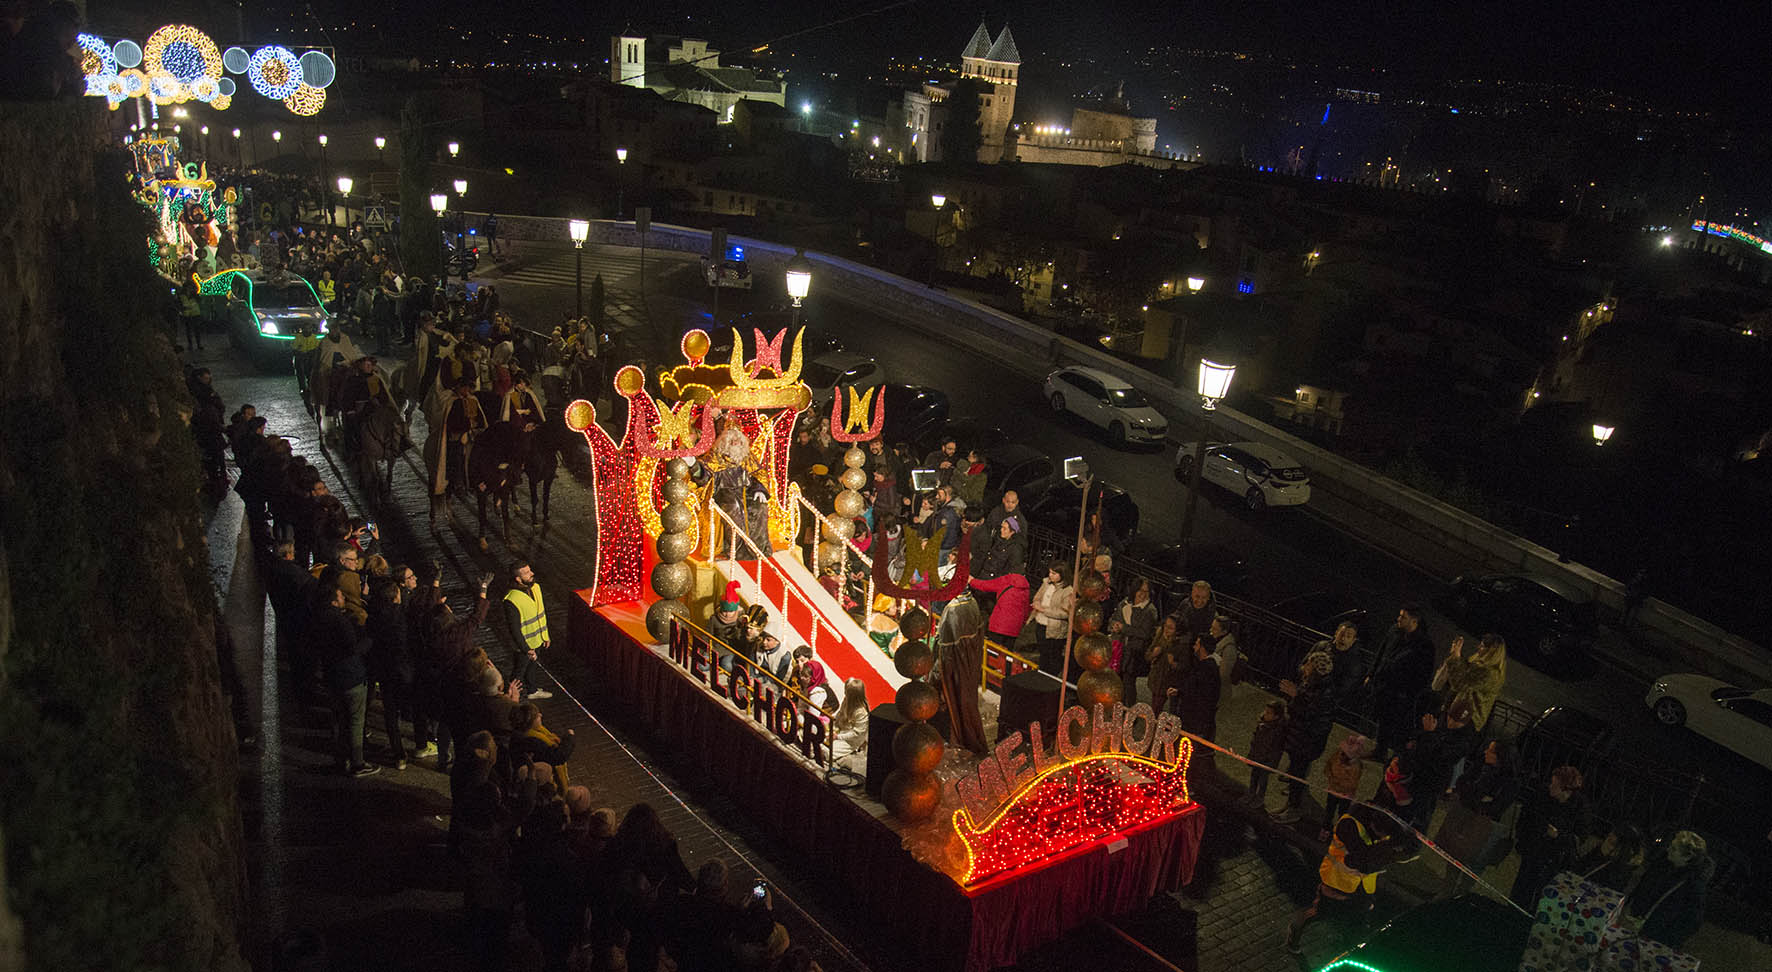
left=708, top=503, right=841, bottom=658
left=794, top=492, right=879, bottom=636
left=669, top=615, right=833, bottom=766
left=981, top=637, right=1044, bottom=692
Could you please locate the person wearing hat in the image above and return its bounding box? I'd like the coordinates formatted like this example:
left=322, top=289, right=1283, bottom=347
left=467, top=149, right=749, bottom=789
left=1271, top=650, right=1337, bottom=824
left=755, top=630, right=792, bottom=682
left=424, top=378, right=487, bottom=529
left=709, top=581, right=751, bottom=670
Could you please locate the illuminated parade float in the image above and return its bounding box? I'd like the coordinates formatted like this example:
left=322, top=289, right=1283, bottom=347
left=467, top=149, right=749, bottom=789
left=566, top=328, right=1204, bottom=972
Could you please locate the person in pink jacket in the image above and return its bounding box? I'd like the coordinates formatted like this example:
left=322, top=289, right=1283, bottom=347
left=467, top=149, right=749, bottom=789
left=969, top=571, right=1032, bottom=643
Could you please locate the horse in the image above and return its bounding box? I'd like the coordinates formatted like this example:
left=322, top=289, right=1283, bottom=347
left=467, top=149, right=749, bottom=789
left=352, top=397, right=408, bottom=507
left=465, top=420, right=524, bottom=549
left=522, top=414, right=578, bottom=525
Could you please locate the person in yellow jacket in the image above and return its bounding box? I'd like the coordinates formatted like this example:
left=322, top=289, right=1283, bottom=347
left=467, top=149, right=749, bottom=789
left=315, top=268, right=337, bottom=309
left=502, top=559, right=554, bottom=700
left=1285, top=803, right=1416, bottom=956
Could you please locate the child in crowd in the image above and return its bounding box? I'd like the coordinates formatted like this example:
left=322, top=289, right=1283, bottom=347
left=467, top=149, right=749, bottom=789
left=1321, top=733, right=1369, bottom=841
left=1245, top=699, right=1289, bottom=806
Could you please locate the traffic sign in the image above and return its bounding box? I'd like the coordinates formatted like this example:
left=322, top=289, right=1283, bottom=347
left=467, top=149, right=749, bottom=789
left=635, top=207, right=651, bottom=235
left=363, top=205, right=387, bottom=229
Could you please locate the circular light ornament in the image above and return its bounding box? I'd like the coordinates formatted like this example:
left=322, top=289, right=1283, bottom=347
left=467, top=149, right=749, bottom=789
left=284, top=83, right=325, bottom=116
left=113, top=39, right=143, bottom=69
left=147, top=72, right=183, bottom=105
left=118, top=68, right=148, bottom=98
left=248, top=46, right=303, bottom=100
left=217, top=77, right=236, bottom=97
left=78, top=33, right=118, bottom=78
left=298, top=50, right=336, bottom=89
left=188, top=75, right=219, bottom=102
left=223, top=46, right=250, bottom=74
left=144, top=25, right=221, bottom=84
left=211, top=93, right=233, bottom=111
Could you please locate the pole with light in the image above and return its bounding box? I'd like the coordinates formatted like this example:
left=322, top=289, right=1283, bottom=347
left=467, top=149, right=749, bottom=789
left=1056, top=456, right=1092, bottom=721
left=317, top=134, right=330, bottom=226
left=785, top=249, right=813, bottom=327
left=615, top=146, right=628, bottom=217
left=374, top=135, right=386, bottom=164
left=336, top=176, right=353, bottom=226
left=431, top=192, right=449, bottom=293
left=451, top=179, right=468, bottom=270
left=1592, top=424, right=1615, bottom=446
left=200, top=125, right=209, bottom=159
left=569, top=219, right=590, bottom=317
left=1178, top=359, right=1237, bottom=559
left=447, top=141, right=460, bottom=159
left=232, top=127, right=243, bottom=165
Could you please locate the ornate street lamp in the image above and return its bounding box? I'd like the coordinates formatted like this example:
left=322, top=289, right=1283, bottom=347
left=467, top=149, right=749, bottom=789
left=1186, top=276, right=1205, bottom=293
left=1198, top=359, right=1236, bottom=410
left=1179, top=359, right=1238, bottom=555
left=447, top=141, right=460, bottom=158
left=785, top=249, right=813, bottom=326
left=1592, top=424, right=1615, bottom=446
left=431, top=192, right=449, bottom=291
left=337, top=176, right=353, bottom=224
left=569, top=218, right=590, bottom=317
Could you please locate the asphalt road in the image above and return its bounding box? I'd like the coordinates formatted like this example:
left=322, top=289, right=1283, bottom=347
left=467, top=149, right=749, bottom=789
left=480, top=242, right=1772, bottom=815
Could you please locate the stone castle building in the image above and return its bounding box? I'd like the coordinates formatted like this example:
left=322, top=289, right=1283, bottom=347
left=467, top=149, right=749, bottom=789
left=902, top=22, right=1021, bottom=164
left=610, top=34, right=786, bottom=122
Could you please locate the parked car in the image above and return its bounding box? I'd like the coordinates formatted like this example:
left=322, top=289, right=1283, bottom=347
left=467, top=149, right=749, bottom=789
left=219, top=269, right=330, bottom=370
left=706, top=314, right=844, bottom=359
left=878, top=384, right=949, bottom=448
left=1173, top=441, right=1312, bottom=510
left=1123, top=539, right=1250, bottom=598
left=918, top=416, right=1009, bottom=456
left=1042, top=365, right=1169, bottom=446
left=1645, top=674, right=1772, bottom=772
left=1515, top=705, right=1616, bottom=779
left=1444, top=572, right=1596, bottom=666
left=803, top=351, right=884, bottom=408
left=980, top=444, right=1058, bottom=511
left=1323, top=893, right=1528, bottom=972
left=1023, top=478, right=1141, bottom=547
left=1268, top=591, right=1371, bottom=642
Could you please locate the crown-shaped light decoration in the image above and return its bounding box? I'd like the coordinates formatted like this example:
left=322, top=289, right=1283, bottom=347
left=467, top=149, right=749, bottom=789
left=830, top=385, right=885, bottom=442
left=566, top=328, right=814, bottom=606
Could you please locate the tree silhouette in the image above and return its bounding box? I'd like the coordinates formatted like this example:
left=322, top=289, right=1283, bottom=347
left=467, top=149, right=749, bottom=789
left=945, top=78, right=984, bottom=164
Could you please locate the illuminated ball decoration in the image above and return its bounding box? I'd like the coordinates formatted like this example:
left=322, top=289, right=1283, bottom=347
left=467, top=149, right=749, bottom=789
left=893, top=640, right=934, bottom=679
left=217, top=77, right=236, bottom=97
left=895, top=680, right=939, bottom=723
left=1076, top=668, right=1123, bottom=708
left=247, top=46, right=303, bottom=100
left=647, top=458, right=697, bottom=642
left=564, top=399, right=597, bottom=433
left=284, top=83, right=325, bottom=116
left=891, top=722, right=946, bottom=774
left=188, top=75, right=219, bottom=102
left=211, top=93, right=232, bottom=110
left=882, top=768, right=942, bottom=821
left=147, top=72, right=181, bottom=105
left=143, top=25, right=222, bottom=85
left=78, top=33, right=118, bottom=78
left=222, top=46, right=249, bottom=74
left=118, top=69, right=147, bottom=98
left=298, top=50, right=337, bottom=88
left=113, top=39, right=143, bottom=69
left=1073, top=632, right=1112, bottom=671
left=898, top=607, right=932, bottom=642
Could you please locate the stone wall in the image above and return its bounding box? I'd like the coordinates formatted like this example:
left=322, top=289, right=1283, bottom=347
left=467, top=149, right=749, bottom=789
left=0, top=103, right=248, bottom=972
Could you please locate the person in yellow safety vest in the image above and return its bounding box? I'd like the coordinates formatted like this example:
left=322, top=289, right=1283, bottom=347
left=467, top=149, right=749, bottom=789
left=315, top=268, right=338, bottom=309
left=1285, top=802, right=1416, bottom=956
left=502, top=559, right=554, bottom=701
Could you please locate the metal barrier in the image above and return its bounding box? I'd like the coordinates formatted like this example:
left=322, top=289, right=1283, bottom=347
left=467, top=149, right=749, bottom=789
left=981, top=637, right=1043, bottom=692
left=669, top=615, right=833, bottom=766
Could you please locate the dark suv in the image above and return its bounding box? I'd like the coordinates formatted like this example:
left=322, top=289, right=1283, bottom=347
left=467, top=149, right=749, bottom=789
left=1445, top=573, right=1597, bottom=667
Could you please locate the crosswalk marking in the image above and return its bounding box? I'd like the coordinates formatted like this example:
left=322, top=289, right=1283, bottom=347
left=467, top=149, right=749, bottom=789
left=494, top=248, right=646, bottom=288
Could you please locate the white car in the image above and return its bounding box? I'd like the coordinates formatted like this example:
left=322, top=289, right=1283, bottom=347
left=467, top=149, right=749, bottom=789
left=1645, top=673, right=1772, bottom=771
left=803, top=351, right=884, bottom=407
left=701, top=257, right=752, bottom=290
left=1173, top=441, right=1313, bottom=510
left=1042, top=366, right=1169, bottom=445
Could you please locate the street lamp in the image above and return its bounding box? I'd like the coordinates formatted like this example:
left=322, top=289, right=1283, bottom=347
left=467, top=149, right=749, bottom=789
left=1186, top=276, right=1205, bottom=293
left=431, top=192, right=449, bottom=293
left=1592, top=423, right=1615, bottom=446
left=1179, top=359, right=1237, bottom=553
left=616, top=146, right=628, bottom=164
left=614, top=147, right=629, bottom=216
left=231, top=127, right=242, bottom=165
left=453, top=178, right=468, bottom=196
left=930, top=193, right=946, bottom=209
left=569, top=218, right=590, bottom=317
left=337, top=176, right=353, bottom=224
left=785, top=248, right=813, bottom=325
left=1056, top=455, right=1092, bottom=703
left=447, top=141, right=460, bottom=158
left=271, top=129, right=281, bottom=145
left=317, top=134, right=331, bottom=226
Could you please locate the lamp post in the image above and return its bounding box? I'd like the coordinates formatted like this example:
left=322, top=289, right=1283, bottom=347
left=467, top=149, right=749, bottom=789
left=1186, top=276, right=1205, bottom=293
left=785, top=249, right=813, bottom=327
left=200, top=125, right=209, bottom=159
left=1179, top=359, right=1237, bottom=556
left=317, top=134, right=330, bottom=226
left=336, top=176, right=353, bottom=226
left=1057, top=456, right=1092, bottom=710
left=569, top=218, right=590, bottom=317
left=1592, top=423, right=1615, bottom=446
left=232, top=127, right=242, bottom=165
left=271, top=129, right=281, bottom=152
left=453, top=178, right=468, bottom=197
left=431, top=192, right=449, bottom=293
left=374, top=135, right=386, bottom=164
left=447, top=141, right=460, bottom=159
left=615, top=147, right=628, bottom=218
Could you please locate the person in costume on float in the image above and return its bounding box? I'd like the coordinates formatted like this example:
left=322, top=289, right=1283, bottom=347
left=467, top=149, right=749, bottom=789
left=707, top=424, right=773, bottom=557
left=424, top=379, right=487, bottom=529
left=709, top=582, right=753, bottom=674
left=933, top=590, right=989, bottom=755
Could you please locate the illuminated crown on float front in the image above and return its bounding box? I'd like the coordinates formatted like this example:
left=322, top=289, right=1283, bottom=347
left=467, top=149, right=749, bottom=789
left=564, top=327, right=819, bottom=606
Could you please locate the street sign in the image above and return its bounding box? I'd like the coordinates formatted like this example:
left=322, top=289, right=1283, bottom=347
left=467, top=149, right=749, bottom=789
left=710, top=227, right=727, bottom=261
left=363, top=205, right=387, bottom=229
left=635, top=206, right=651, bottom=235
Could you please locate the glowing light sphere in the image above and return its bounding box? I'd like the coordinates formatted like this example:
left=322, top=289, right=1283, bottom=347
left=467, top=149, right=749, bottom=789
left=189, top=75, right=219, bottom=102
left=298, top=50, right=336, bottom=89
left=222, top=46, right=249, bottom=73
left=217, top=77, right=236, bottom=97
left=113, top=39, right=143, bottom=69
left=211, top=93, right=232, bottom=111
left=283, top=83, right=326, bottom=116
left=118, top=69, right=147, bottom=99
left=77, top=34, right=117, bottom=77
left=143, top=25, right=221, bottom=84
left=147, top=72, right=182, bottom=105
left=248, top=46, right=303, bottom=100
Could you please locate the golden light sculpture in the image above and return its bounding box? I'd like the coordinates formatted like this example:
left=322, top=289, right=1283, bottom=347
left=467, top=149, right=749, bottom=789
left=284, top=83, right=325, bottom=116
left=142, top=25, right=222, bottom=86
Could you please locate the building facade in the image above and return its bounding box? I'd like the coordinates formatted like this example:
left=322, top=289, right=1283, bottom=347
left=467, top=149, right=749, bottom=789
left=610, top=34, right=786, bottom=122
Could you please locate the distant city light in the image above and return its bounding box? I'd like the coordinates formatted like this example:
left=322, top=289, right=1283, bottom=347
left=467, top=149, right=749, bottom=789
left=802, top=102, right=812, bottom=115
left=1661, top=236, right=1674, bottom=247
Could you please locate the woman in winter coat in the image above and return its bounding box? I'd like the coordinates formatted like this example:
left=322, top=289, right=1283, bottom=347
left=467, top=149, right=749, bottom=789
left=1432, top=633, right=1507, bottom=730
left=1624, top=831, right=1714, bottom=948
left=952, top=449, right=989, bottom=511
left=970, top=571, right=1032, bottom=644
left=1028, top=562, right=1075, bottom=676
left=1113, top=580, right=1159, bottom=705
left=1145, top=616, right=1184, bottom=704
left=1434, top=738, right=1522, bottom=871
left=1270, top=651, right=1337, bottom=823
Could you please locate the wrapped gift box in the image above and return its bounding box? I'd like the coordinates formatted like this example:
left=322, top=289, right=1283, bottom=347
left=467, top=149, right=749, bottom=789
left=1517, top=871, right=1627, bottom=972
left=1592, top=931, right=1701, bottom=972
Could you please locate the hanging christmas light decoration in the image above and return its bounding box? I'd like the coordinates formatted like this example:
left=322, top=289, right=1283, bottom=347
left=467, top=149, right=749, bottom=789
left=142, top=25, right=221, bottom=87
left=217, top=77, right=236, bottom=97
left=188, top=75, right=219, bottom=103
left=117, top=68, right=147, bottom=99
left=113, top=39, right=143, bottom=69
left=211, top=93, right=232, bottom=111
left=298, top=50, right=337, bottom=88
left=222, top=46, right=249, bottom=74
left=283, top=83, right=325, bottom=116
left=77, top=33, right=117, bottom=79
left=247, top=45, right=303, bottom=100
left=147, top=72, right=182, bottom=105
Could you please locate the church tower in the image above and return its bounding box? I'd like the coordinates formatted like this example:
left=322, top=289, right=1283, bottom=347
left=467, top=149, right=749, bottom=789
left=611, top=34, right=647, bottom=86
left=958, top=23, right=1020, bottom=163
